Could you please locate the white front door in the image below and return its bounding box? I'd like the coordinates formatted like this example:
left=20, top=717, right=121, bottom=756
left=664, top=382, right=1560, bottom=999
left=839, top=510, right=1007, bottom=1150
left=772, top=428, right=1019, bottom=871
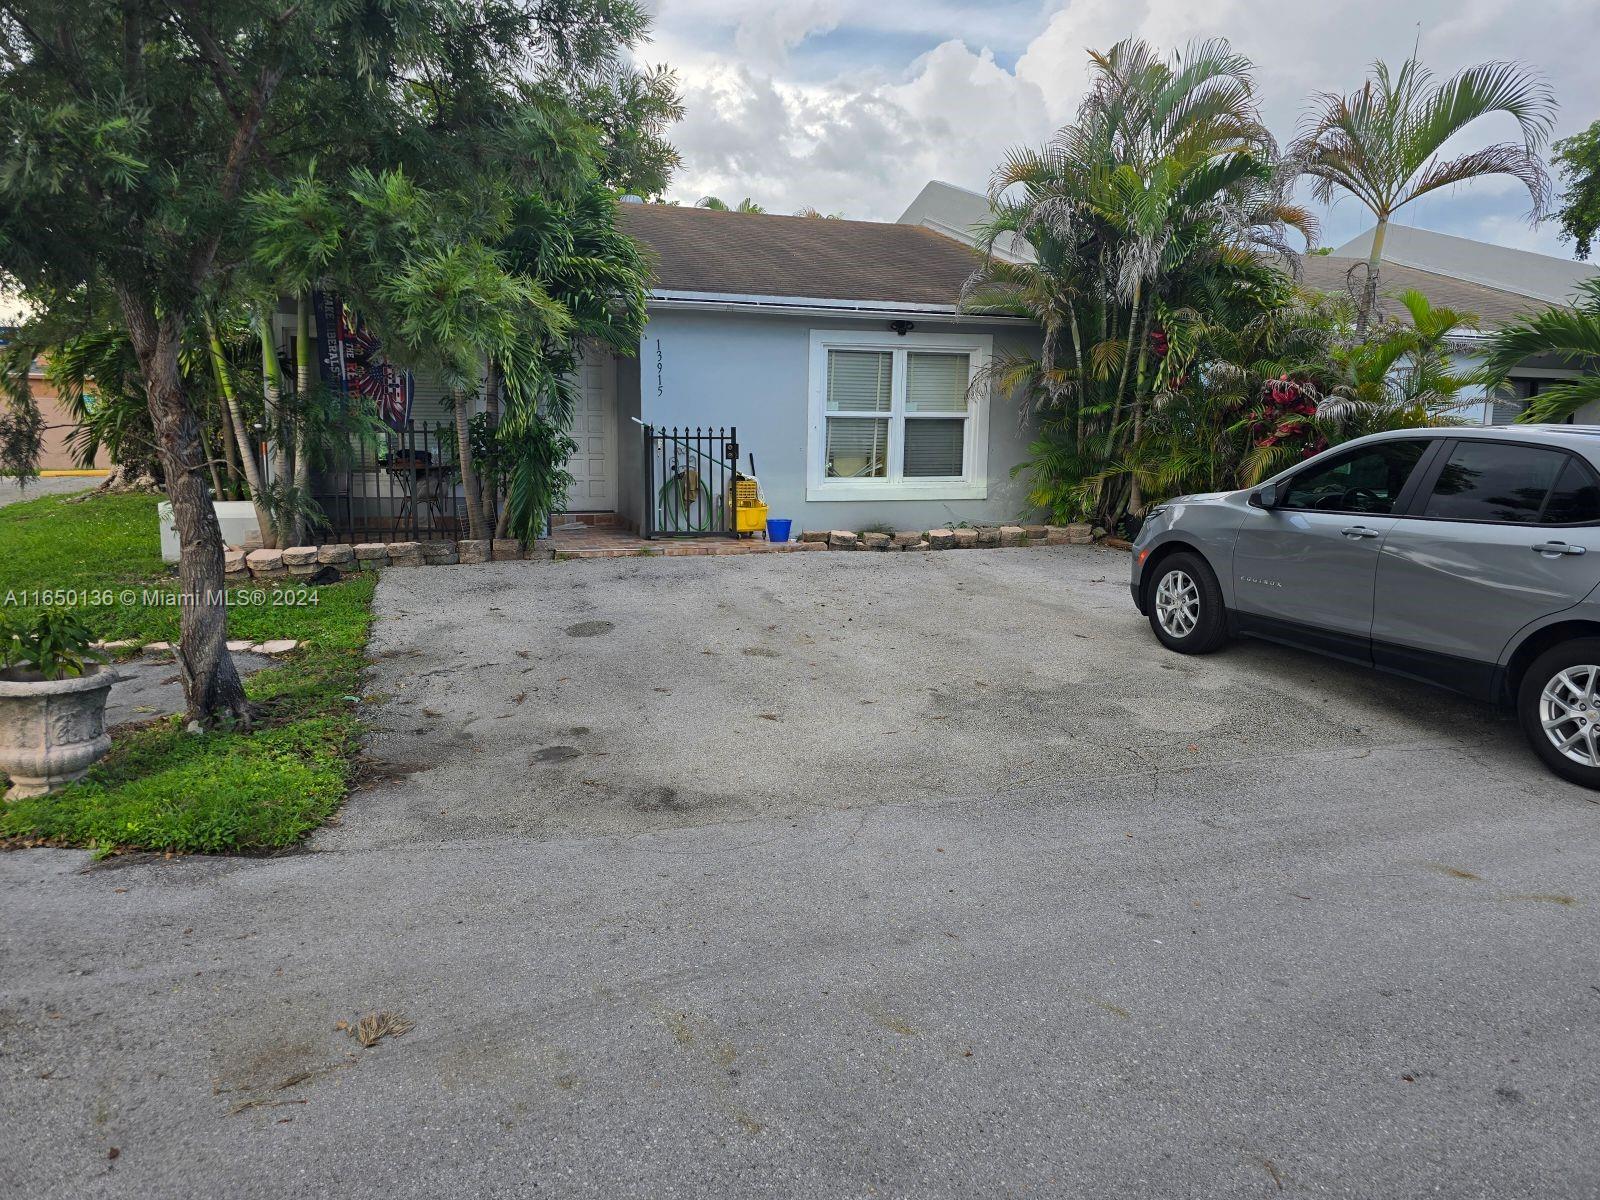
left=566, top=350, right=617, bottom=511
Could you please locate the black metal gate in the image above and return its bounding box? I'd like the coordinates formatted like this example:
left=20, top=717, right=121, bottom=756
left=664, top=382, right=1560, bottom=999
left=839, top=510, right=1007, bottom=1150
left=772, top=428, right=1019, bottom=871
left=310, top=419, right=497, bottom=542
left=641, top=425, right=739, bottom=538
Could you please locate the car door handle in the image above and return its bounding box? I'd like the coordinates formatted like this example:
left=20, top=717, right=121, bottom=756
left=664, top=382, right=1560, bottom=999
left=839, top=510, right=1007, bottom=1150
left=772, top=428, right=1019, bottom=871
left=1532, top=541, right=1587, bottom=556
left=1341, top=525, right=1381, bottom=539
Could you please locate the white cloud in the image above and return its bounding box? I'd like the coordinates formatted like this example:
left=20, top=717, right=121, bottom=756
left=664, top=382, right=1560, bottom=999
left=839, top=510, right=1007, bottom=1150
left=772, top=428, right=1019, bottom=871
left=729, top=1, right=842, bottom=69
left=645, top=0, right=1600, bottom=257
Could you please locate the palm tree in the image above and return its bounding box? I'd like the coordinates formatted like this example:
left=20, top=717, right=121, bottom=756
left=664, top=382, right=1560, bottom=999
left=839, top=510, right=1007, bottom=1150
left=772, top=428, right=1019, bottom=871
left=1478, top=277, right=1600, bottom=422
left=695, top=195, right=765, bottom=213
left=203, top=308, right=273, bottom=544
left=493, top=184, right=652, bottom=540
left=965, top=37, right=1308, bottom=524
left=246, top=167, right=345, bottom=544
left=1304, top=289, right=1476, bottom=440
left=1293, top=54, right=1555, bottom=331
left=350, top=172, right=571, bottom=544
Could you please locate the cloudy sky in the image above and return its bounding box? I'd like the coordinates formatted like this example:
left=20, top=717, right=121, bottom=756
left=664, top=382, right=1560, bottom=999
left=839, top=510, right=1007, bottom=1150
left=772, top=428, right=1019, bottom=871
left=640, top=0, right=1600, bottom=259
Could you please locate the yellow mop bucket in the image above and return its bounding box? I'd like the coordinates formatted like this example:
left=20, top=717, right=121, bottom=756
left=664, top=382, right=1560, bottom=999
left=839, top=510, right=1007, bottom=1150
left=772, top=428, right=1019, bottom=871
left=731, top=476, right=768, bottom=534
left=729, top=451, right=769, bottom=536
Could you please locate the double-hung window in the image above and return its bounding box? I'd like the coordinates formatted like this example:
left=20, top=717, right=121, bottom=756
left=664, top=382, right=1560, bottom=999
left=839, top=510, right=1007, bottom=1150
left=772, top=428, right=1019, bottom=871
left=807, top=330, right=991, bottom=501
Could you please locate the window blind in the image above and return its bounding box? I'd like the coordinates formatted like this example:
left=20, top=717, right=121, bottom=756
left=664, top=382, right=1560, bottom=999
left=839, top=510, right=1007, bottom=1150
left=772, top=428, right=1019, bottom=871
left=826, top=418, right=889, bottom=478
left=827, top=350, right=892, bottom=412
left=903, top=419, right=964, bottom=477
left=906, top=352, right=968, bottom=413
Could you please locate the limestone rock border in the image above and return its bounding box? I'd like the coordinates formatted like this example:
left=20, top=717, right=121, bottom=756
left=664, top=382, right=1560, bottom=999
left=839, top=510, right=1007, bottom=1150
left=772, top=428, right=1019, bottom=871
left=225, top=521, right=1105, bottom=580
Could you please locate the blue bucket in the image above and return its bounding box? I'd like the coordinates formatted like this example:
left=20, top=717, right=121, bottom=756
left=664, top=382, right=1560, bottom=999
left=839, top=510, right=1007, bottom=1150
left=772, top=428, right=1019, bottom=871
left=766, top=518, right=792, bottom=543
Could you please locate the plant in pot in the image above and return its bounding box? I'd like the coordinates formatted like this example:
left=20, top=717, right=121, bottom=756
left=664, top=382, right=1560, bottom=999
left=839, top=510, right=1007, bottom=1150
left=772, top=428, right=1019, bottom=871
left=0, top=610, right=117, bottom=800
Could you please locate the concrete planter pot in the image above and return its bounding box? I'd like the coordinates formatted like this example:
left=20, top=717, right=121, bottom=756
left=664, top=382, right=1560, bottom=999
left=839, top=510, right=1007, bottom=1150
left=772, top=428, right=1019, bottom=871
left=0, top=665, right=118, bottom=800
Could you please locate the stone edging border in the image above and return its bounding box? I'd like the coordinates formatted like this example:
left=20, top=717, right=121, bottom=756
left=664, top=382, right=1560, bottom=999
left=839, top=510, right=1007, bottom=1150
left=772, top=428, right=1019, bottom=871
left=800, top=523, right=1095, bottom=552
left=226, top=539, right=520, bottom=579
left=224, top=523, right=1105, bottom=579
left=95, top=638, right=302, bottom=656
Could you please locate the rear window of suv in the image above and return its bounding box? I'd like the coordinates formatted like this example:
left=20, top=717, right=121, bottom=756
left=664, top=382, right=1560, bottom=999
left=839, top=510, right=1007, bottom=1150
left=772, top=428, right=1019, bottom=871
left=1540, top=458, right=1600, bottom=524
left=1423, top=441, right=1600, bottom=525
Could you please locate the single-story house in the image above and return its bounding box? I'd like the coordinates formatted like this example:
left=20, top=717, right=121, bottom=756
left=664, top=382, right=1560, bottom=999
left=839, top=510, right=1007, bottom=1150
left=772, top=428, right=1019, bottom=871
left=605, top=201, right=1042, bottom=533
left=271, top=198, right=1045, bottom=541
left=255, top=181, right=1599, bottom=544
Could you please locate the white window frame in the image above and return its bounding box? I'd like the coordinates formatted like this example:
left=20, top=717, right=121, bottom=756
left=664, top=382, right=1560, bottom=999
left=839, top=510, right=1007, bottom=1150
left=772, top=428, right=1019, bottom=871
left=806, top=328, right=991, bottom=502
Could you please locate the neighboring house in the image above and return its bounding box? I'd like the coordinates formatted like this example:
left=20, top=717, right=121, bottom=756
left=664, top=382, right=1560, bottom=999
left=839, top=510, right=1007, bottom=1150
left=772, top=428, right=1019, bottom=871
left=1305, top=229, right=1600, bottom=426
left=899, top=180, right=1600, bottom=426
left=0, top=314, right=108, bottom=474
left=30, top=369, right=104, bottom=473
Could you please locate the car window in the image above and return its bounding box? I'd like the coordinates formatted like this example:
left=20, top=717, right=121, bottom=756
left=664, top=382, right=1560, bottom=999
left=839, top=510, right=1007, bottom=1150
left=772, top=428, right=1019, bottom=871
left=1279, top=440, right=1429, bottom=515
left=1423, top=442, right=1568, bottom=524
left=1539, top=457, right=1600, bottom=525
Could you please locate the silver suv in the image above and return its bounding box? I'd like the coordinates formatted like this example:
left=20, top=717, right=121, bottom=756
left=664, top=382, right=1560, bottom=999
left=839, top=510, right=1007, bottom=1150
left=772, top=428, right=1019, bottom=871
left=1130, top=426, right=1600, bottom=787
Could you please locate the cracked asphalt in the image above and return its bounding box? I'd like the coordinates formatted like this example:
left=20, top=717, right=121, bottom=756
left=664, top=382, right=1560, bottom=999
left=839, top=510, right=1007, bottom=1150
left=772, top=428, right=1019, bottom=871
left=3, top=545, right=1599, bottom=1198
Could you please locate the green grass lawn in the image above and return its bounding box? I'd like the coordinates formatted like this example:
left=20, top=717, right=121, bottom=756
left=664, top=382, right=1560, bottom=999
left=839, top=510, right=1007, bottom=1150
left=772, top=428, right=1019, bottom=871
left=1, top=490, right=376, bottom=855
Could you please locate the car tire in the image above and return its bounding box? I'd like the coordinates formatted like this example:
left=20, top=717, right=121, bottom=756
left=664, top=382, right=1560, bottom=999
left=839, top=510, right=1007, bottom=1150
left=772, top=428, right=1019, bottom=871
left=1518, top=639, right=1600, bottom=789
left=1146, top=551, right=1229, bottom=655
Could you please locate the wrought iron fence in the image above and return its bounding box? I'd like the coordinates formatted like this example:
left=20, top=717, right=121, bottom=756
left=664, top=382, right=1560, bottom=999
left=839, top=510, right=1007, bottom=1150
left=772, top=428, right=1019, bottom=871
left=310, top=420, right=498, bottom=542
left=641, top=425, right=739, bottom=538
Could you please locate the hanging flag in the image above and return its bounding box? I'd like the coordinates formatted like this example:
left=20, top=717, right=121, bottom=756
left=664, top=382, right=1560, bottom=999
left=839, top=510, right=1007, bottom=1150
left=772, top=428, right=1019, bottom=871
left=313, top=291, right=414, bottom=430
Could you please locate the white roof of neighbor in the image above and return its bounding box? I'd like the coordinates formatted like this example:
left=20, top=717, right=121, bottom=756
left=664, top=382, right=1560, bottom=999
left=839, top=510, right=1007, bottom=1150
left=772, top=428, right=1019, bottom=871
left=1331, top=225, right=1599, bottom=306
left=893, top=178, right=1590, bottom=328
left=896, top=180, right=1034, bottom=263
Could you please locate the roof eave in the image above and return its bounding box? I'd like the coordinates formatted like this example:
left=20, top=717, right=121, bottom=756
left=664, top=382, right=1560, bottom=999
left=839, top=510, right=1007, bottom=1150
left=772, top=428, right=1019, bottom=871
left=646, top=290, right=1031, bottom=325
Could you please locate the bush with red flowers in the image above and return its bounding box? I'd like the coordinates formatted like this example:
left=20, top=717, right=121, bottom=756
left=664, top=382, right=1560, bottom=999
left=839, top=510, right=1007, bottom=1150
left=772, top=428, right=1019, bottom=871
left=1244, top=375, right=1326, bottom=459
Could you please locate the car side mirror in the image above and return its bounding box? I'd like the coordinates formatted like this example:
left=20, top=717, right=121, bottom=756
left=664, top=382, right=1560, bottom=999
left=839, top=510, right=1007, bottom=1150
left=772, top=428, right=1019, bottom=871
left=1249, top=483, right=1278, bottom=509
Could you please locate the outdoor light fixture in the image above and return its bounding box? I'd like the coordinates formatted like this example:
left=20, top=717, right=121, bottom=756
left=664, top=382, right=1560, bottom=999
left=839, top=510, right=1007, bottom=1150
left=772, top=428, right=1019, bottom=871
left=889, top=320, right=915, bottom=336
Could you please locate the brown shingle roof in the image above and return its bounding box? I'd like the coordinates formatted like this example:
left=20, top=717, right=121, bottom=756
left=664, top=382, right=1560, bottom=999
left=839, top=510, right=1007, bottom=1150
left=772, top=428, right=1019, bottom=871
left=617, top=202, right=1551, bottom=330
left=1299, top=255, right=1548, bottom=330
left=617, top=203, right=980, bottom=307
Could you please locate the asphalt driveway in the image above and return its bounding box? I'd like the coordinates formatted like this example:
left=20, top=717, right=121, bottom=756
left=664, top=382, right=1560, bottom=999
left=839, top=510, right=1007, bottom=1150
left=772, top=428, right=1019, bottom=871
left=0, top=475, right=97, bottom=508
left=3, top=546, right=1598, bottom=1198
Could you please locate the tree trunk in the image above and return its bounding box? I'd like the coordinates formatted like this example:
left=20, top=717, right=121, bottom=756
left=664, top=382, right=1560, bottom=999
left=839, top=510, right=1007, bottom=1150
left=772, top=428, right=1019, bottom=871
left=1113, top=281, right=1142, bottom=421
left=208, top=314, right=275, bottom=547
left=1067, top=303, right=1086, bottom=446
left=1356, top=217, right=1388, bottom=335
left=219, top=402, right=241, bottom=498
left=453, top=386, right=485, bottom=541
left=480, top=358, right=503, bottom=531
left=291, top=294, right=314, bottom=545
left=257, top=309, right=283, bottom=546
left=115, top=287, right=249, bottom=727
left=1127, top=306, right=1155, bottom=517
left=204, top=423, right=226, bottom=501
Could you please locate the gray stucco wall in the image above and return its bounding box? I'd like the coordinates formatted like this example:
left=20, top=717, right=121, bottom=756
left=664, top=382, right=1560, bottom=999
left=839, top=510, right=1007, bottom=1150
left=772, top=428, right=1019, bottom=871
left=614, top=352, right=643, bottom=524
left=632, top=308, right=1042, bottom=532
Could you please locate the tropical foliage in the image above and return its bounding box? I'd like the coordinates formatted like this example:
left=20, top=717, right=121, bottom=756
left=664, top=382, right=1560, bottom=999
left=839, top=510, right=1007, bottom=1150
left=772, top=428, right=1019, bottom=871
left=696, top=196, right=766, bottom=212
left=967, top=39, right=1508, bottom=529
left=1293, top=53, right=1555, bottom=329
left=1552, top=118, right=1600, bottom=261
left=965, top=37, right=1316, bottom=527
left=1480, top=278, right=1600, bottom=422
left=0, top=0, right=676, bottom=724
